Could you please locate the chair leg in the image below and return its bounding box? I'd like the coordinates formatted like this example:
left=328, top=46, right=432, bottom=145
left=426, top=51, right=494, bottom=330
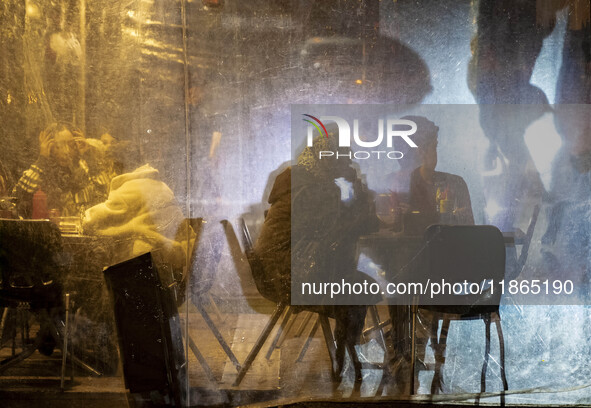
left=295, top=312, right=313, bottom=337
left=265, top=306, right=292, bottom=360
left=186, top=333, right=219, bottom=384
left=24, top=311, right=30, bottom=343
left=61, top=294, right=70, bottom=391
left=296, top=317, right=319, bottom=362
left=69, top=354, right=103, bottom=376
left=366, top=305, right=387, bottom=351
left=233, top=303, right=286, bottom=386
left=494, top=314, right=508, bottom=406
left=276, top=308, right=298, bottom=349
left=334, top=336, right=346, bottom=381
left=19, top=310, right=27, bottom=349
left=410, top=305, right=417, bottom=394
left=50, top=309, right=103, bottom=377
left=207, top=294, right=224, bottom=323
left=318, top=315, right=339, bottom=381
left=0, top=307, right=4, bottom=342
left=194, top=301, right=241, bottom=371
left=430, top=318, right=448, bottom=394
left=477, top=314, right=492, bottom=404
left=0, top=340, right=39, bottom=373
left=0, top=309, right=18, bottom=356
left=0, top=306, right=101, bottom=378
left=0, top=308, right=15, bottom=352
left=11, top=310, right=18, bottom=356
left=0, top=309, right=48, bottom=373
left=347, top=342, right=363, bottom=383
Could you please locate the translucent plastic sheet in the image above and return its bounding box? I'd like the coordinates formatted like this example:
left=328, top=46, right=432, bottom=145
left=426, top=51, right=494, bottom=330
left=1, top=0, right=591, bottom=407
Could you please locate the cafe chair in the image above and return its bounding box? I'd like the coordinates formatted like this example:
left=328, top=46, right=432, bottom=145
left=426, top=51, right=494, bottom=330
left=501, top=204, right=540, bottom=281
left=409, top=224, right=508, bottom=400
left=226, top=218, right=367, bottom=385
left=361, top=305, right=390, bottom=351
left=0, top=219, right=79, bottom=389
left=236, top=219, right=304, bottom=362
left=221, top=218, right=288, bottom=386
left=103, top=252, right=187, bottom=407
left=183, top=218, right=241, bottom=382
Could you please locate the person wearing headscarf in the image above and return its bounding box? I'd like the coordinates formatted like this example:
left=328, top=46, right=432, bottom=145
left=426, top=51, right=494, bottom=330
left=384, top=116, right=474, bottom=394
left=256, top=126, right=379, bottom=381
left=403, top=116, right=474, bottom=226
left=13, top=123, right=113, bottom=218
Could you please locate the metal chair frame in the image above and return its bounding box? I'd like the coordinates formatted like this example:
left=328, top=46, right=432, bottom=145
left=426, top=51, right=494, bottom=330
left=227, top=218, right=365, bottom=386
left=409, top=224, right=509, bottom=401
left=181, top=218, right=240, bottom=384
left=0, top=219, right=98, bottom=390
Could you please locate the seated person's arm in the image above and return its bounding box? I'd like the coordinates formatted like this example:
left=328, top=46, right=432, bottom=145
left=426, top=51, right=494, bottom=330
left=453, top=177, right=474, bottom=225
left=12, top=131, right=54, bottom=217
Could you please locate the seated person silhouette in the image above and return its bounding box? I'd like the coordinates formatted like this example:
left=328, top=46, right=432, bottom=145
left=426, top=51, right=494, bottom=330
left=384, top=116, right=475, bottom=394
left=79, top=164, right=195, bottom=372
left=13, top=123, right=113, bottom=218
left=255, top=127, right=379, bottom=381
left=389, top=115, right=474, bottom=232
left=253, top=165, right=291, bottom=303
left=83, top=164, right=194, bottom=275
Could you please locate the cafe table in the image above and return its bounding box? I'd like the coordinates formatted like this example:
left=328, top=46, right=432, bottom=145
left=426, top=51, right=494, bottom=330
left=357, top=230, right=425, bottom=357
left=59, top=229, right=132, bottom=374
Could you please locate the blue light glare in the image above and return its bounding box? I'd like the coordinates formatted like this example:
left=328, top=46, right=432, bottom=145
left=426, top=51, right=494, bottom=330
left=524, top=112, right=563, bottom=192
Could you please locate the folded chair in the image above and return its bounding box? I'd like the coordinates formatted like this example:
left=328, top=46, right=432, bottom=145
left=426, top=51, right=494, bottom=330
left=410, top=225, right=508, bottom=402
left=103, top=252, right=186, bottom=407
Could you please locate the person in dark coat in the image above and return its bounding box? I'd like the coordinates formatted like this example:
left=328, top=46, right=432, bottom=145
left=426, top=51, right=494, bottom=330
left=256, top=128, right=379, bottom=382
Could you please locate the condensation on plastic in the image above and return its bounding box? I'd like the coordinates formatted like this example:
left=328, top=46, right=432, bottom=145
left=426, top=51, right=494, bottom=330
left=1, top=0, right=591, bottom=406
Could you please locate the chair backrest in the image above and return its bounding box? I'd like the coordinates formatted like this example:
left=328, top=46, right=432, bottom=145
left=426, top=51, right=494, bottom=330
left=0, top=219, right=63, bottom=306
left=421, top=224, right=505, bottom=311
left=240, top=217, right=255, bottom=255
left=238, top=218, right=281, bottom=303
left=187, top=218, right=224, bottom=300
left=103, top=252, right=186, bottom=406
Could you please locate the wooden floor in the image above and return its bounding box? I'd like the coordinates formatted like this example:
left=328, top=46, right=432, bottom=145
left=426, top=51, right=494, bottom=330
left=0, top=302, right=392, bottom=407
left=4, top=300, right=549, bottom=407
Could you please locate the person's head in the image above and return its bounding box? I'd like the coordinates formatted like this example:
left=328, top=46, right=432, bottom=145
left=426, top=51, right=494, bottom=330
left=298, top=123, right=355, bottom=179
left=400, top=115, right=439, bottom=173
left=44, top=123, right=81, bottom=168
left=100, top=132, right=116, bottom=148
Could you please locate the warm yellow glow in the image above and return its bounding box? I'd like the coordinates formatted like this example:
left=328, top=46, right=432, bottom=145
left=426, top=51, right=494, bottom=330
left=123, top=27, right=139, bottom=37
left=355, top=79, right=363, bottom=85
left=25, top=4, right=40, bottom=19
left=6, top=93, right=11, bottom=105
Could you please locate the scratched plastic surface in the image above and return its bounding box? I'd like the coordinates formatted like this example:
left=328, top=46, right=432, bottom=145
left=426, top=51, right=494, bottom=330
left=1, top=0, right=591, bottom=406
